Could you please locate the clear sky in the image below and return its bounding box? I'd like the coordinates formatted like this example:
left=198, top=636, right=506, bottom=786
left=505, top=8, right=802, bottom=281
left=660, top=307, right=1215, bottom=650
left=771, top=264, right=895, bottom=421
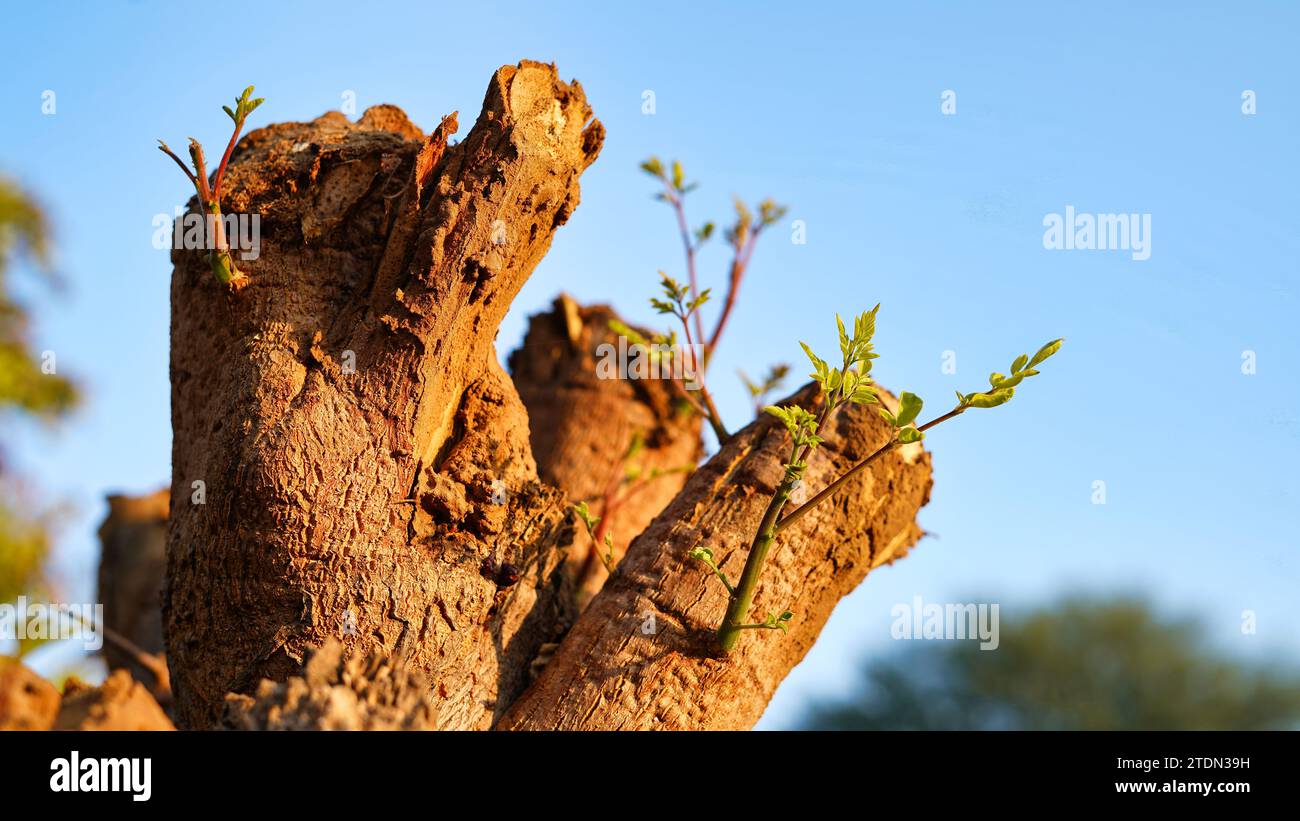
left=2, top=1, right=1296, bottom=727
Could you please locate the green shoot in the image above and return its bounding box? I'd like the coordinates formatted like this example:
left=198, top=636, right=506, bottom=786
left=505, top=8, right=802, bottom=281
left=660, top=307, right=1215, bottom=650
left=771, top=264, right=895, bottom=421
left=777, top=337, right=1065, bottom=533
left=159, top=86, right=264, bottom=290
left=697, top=305, right=1063, bottom=653
left=702, top=307, right=882, bottom=651
left=732, top=610, right=794, bottom=633
left=573, top=501, right=615, bottom=574
left=650, top=272, right=729, bottom=441
left=640, top=155, right=786, bottom=363
left=686, top=547, right=734, bottom=596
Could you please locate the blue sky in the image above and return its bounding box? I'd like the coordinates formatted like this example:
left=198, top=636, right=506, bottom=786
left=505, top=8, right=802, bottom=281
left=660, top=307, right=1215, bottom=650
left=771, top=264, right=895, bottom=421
left=2, top=1, right=1296, bottom=727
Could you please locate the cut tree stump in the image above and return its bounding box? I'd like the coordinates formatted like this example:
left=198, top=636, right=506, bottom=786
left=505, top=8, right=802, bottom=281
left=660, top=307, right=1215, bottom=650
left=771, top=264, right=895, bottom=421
left=164, top=60, right=933, bottom=731
left=166, top=62, right=603, bottom=729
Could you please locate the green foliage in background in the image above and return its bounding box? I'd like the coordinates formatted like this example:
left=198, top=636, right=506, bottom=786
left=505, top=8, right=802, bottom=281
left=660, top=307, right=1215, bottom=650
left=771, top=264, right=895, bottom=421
left=0, top=179, right=77, bottom=418
left=800, top=596, right=1300, bottom=730
left=0, top=177, right=79, bottom=657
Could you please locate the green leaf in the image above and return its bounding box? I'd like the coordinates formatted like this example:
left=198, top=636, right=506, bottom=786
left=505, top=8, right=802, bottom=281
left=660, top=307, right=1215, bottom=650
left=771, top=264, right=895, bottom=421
left=222, top=104, right=236, bottom=122
left=965, top=388, right=1015, bottom=409
left=895, top=391, right=923, bottom=427
left=799, top=342, right=829, bottom=384
left=1011, top=354, right=1028, bottom=374
left=649, top=297, right=676, bottom=315
left=764, top=612, right=790, bottom=633
left=671, top=160, right=684, bottom=191
left=848, top=382, right=878, bottom=405
left=897, top=427, right=924, bottom=444
left=572, top=501, right=599, bottom=533
left=993, top=372, right=1027, bottom=390
left=608, top=319, right=648, bottom=347
left=1027, top=338, right=1064, bottom=368
left=764, top=405, right=793, bottom=428
left=826, top=368, right=843, bottom=393
left=687, top=546, right=713, bottom=563
left=640, top=157, right=664, bottom=177
left=878, top=408, right=897, bottom=426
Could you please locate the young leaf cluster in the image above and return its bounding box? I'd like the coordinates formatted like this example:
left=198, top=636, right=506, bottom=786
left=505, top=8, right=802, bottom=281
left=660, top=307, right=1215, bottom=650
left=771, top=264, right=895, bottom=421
left=650, top=272, right=711, bottom=320
left=878, top=391, right=925, bottom=444
left=222, top=86, right=265, bottom=127
left=157, top=86, right=264, bottom=289
left=697, top=303, right=1064, bottom=653
left=686, top=546, right=734, bottom=595
left=573, top=501, right=615, bottom=573
left=756, top=609, right=794, bottom=633
left=607, top=318, right=677, bottom=366
left=800, top=306, right=882, bottom=410
left=958, top=338, right=1063, bottom=410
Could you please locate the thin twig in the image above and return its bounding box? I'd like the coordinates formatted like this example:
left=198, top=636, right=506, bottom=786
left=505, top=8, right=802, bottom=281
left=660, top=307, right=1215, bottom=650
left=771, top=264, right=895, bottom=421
left=707, top=226, right=761, bottom=356
left=157, top=142, right=198, bottom=187
left=663, top=184, right=705, bottom=347
left=775, top=404, right=967, bottom=533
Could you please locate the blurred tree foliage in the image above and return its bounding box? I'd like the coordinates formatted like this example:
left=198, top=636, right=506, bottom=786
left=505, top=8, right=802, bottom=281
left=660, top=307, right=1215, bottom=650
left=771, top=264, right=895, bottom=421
left=0, top=178, right=77, bottom=418
left=801, top=596, right=1300, bottom=730
left=0, top=177, right=79, bottom=655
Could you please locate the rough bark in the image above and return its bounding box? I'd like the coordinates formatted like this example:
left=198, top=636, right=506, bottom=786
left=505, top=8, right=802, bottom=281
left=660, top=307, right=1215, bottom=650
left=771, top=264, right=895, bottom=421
left=162, top=59, right=933, bottom=732
left=219, top=638, right=434, bottom=730
left=509, top=296, right=700, bottom=606
left=164, top=61, right=604, bottom=729
left=499, top=387, right=933, bottom=730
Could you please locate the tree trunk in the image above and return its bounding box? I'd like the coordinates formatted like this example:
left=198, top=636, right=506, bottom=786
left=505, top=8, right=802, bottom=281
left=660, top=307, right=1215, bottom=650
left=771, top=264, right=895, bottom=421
left=164, top=61, right=604, bottom=729
left=97, top=489, right=169, bottom=684
left=509, top=296, right=700, bottom=606
left=164, top=60, right=934, bottom=732
left=499, top=387, right=932, bottom=730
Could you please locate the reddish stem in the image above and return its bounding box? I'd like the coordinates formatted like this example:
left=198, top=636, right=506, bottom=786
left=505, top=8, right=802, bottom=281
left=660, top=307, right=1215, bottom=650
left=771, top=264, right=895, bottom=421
left=665, top=187, right=705, bottom=347
left=213, top=118, right=246, bottom=202
left=706, top=225, right=763, bottom=358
